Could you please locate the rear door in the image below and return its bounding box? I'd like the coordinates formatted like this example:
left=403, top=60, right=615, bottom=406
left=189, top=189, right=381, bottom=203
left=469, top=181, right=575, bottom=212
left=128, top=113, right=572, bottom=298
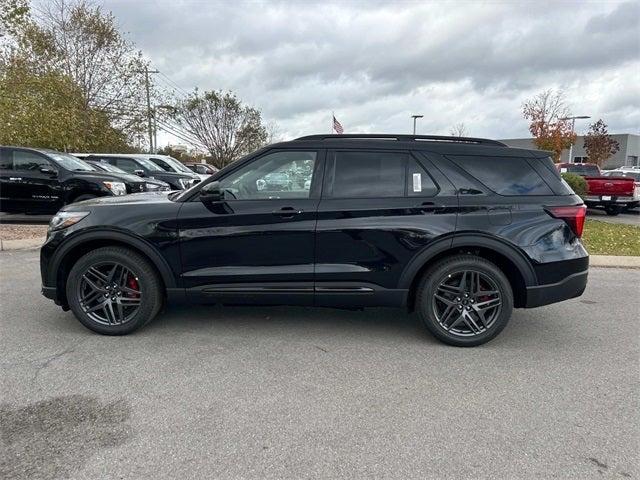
left=314, top=149, right=458, bottom=307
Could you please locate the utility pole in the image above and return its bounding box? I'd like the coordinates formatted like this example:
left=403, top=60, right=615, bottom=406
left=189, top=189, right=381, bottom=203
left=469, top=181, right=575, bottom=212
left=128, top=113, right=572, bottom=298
left=560, top=115, right=590, bottom=163
left=411, top=114, right=424, bottom=135
left=142, top=66, right=159, bottom=153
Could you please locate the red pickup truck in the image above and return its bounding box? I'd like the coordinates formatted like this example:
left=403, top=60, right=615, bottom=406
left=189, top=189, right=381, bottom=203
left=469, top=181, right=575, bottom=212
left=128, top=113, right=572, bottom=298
left=557, top=163, right=639, bottom=215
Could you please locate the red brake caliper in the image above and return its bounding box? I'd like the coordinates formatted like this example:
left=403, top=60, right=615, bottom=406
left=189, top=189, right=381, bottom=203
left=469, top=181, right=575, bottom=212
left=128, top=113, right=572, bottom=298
left=127, top=275, right=140, bottom=298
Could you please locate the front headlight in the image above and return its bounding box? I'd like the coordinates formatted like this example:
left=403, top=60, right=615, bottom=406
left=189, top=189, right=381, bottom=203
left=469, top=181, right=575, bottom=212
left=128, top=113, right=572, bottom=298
left=146, top=183, right=160, bottom=191
left=49, top=211, right=90, bottom=232
left=103, top=181, right=127, bottom=196
left=178, top=178, right=193, bottom=189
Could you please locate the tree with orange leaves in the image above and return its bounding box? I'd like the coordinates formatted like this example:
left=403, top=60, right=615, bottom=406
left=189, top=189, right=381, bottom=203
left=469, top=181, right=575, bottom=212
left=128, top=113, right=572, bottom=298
left=522, top=90, right=576, bottom=162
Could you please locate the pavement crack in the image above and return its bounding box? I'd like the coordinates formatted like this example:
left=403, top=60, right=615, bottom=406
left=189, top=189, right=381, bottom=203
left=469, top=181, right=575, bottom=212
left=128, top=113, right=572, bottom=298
left=314, top=345, right=329, bottom=353
left=32, top=347, right=76, bottom=383
left=588, top=457, right=609, bottom=470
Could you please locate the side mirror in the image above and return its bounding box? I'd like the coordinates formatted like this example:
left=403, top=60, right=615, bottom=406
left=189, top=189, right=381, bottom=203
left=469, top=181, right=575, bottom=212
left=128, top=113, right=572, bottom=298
left=134, top=169, right=145, bottom=177
left=200, top=181, right=224, bottom=203
left=40, top=166, right=57, bottom=176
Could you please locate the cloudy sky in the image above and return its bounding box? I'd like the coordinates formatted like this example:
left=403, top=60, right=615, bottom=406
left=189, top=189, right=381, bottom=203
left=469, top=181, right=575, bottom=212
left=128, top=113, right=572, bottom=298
left=103, top=0, right=639, bottom=145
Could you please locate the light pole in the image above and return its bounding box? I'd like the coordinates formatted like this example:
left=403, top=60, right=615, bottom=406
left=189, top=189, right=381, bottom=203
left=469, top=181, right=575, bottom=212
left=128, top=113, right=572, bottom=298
left=411, top=115, right=424, bottom=135
left=561, top=115, right=590, bottom=163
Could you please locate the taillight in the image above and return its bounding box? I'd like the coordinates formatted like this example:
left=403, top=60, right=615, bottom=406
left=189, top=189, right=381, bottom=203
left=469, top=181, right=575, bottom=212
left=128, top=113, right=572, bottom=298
left=545, top=205, right=587, bottom=238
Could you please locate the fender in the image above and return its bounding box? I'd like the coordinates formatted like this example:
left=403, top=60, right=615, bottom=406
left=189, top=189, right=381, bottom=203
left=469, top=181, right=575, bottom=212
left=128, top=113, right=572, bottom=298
left=48, top=229, right=177, bottom=289
left=398, top=233, right=537, bottom=289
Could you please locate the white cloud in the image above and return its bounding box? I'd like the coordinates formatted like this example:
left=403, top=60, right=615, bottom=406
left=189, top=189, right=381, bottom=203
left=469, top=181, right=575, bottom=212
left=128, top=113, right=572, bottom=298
left=100, top=0, right=640, bottom=145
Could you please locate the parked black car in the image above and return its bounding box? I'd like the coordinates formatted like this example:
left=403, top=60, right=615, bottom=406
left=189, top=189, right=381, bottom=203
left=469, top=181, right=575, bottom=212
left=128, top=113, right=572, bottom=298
left=41, top=134, right=589, bottom=346
left=0, top=146, right=140, bottom=213
left=79, top=154, right=200, bottom=190
left=83, top=159, right=171, bottom=192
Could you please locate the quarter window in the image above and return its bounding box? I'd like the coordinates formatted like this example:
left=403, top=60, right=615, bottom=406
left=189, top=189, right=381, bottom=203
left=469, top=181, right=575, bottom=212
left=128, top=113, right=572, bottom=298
left=447, top=155, right=553, bottom=196
left=219, top=151, right=317, bottom=200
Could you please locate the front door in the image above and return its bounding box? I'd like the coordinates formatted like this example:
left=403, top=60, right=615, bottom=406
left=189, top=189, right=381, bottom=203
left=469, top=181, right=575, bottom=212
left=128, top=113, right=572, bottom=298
left=0, top=148, right=61, bottom=213
left=178, top=149, right=324, bottom=305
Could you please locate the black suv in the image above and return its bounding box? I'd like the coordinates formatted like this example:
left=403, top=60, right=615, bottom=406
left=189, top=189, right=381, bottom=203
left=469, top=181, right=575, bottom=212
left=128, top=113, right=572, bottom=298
left=40, top=135, right=589, bottom=346
left=80, top=154, right=200, bottom=190
left=0, top=146, right=144, bottom=213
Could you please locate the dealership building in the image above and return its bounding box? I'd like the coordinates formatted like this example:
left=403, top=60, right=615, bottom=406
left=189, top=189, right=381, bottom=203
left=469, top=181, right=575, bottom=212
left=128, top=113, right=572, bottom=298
left=498, top=133, right=639, bottom=169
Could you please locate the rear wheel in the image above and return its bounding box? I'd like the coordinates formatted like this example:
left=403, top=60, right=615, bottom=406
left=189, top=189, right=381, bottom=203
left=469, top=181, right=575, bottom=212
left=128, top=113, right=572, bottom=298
left=604, top=205, right=620, bottom=216
left=416, top=255, right=513, bottom=347
left=66, top=247, right=163, bottom=335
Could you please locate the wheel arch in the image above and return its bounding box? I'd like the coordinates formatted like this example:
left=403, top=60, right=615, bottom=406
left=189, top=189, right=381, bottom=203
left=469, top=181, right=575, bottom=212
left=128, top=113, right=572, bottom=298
left=49, top=230, right=177, bottom=306
left=400, top=234, right=536, bottom=310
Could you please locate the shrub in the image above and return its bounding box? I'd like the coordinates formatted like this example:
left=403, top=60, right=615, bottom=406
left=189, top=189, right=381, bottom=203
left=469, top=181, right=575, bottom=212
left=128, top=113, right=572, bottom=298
left=561, top=172, right=588, bottom=198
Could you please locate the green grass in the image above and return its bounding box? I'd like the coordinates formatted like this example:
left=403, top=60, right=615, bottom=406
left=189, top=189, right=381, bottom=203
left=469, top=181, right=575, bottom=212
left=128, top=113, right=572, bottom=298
left=582, top=219, right=640, bottom=256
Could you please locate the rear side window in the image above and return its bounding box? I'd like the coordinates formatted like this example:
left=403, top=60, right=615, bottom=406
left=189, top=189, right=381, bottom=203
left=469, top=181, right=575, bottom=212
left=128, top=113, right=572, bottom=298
left=329, top=151, right=437, bottom=198
left=447, top=155, right=553, bottom=196
left=10, top=150, right=50, bottom=171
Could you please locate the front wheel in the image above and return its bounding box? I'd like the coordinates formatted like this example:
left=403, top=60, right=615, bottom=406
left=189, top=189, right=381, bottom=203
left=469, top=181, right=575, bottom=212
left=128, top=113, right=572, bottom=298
left=416, top=255, right=514, bottom=347
left=66, top=247, right=163, bottom=335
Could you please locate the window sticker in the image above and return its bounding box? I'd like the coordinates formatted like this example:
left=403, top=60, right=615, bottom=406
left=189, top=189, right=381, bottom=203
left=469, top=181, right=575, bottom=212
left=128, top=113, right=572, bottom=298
left=412, top=173, right=422, bottom=192
left=560, top=167, right=567, bottom=173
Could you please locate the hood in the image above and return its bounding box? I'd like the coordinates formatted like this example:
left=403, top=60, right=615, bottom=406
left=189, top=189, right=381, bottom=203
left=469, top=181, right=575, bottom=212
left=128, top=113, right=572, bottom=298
left=65, top=191, right=174, bottom=209
left=72, top=170, right=138, bottom=183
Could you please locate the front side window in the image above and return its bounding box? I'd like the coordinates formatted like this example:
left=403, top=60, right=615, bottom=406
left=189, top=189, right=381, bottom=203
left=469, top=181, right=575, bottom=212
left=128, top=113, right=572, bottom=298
left=218, top=151, right=317, bottom=200
left=114, top=158, right=142, bottom=174
left=12, top=150, right=51, bottom=171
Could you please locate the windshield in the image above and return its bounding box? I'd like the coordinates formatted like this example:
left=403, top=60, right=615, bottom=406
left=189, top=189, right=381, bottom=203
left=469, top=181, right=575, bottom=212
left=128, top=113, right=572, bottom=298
left=51, top=152, right=96, bottom=171
left=151, top=156, right=193, bottom=174
left=89, top=161, right=127, bottom=174
left=135, top=157, right=164, bottom=171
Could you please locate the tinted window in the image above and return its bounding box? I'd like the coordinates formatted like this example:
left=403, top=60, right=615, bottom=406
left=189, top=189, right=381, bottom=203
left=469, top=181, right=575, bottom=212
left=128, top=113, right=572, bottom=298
left=0, top=149, right=12, bottom=169
left=331, top=151, right=407, bottom=198
left=219, top=151, right=316, bottom=199
left=447, top=155, right=553, bottom=196
left=114, top=158, right=141, bottom=173
left=13, top=150, right=51, bottom=171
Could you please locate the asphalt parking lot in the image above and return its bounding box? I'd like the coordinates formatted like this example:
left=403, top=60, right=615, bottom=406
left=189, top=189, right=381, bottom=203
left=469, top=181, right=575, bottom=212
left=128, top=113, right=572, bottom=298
left=1, top=250, right=638, bottom=480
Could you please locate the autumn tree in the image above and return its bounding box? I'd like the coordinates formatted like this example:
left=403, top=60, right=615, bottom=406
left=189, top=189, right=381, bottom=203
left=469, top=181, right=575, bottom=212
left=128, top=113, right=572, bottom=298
left=170, top=90, right=269, bottom=168
left=522, top=90, right=576, bottom=162
left=0, top=59, right=132, bottom=151
left=449, top=122, right=468, bottom=137
left=583, top=119, right=620, bottom=167
left=1, top=0, right=152, bottom=148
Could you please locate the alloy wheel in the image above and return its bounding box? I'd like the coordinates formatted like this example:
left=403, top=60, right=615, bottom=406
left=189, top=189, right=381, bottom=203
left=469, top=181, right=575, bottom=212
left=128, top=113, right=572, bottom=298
left=432, top=269, right=502, bottom=337
left=76, top=262, right=142, bottom=325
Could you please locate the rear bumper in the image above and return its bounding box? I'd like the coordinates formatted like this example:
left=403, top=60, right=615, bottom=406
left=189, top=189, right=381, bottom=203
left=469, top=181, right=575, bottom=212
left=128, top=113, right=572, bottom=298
left=585, top=195, right=638, bottom=205
left=524, top=270, right=588, bottom=308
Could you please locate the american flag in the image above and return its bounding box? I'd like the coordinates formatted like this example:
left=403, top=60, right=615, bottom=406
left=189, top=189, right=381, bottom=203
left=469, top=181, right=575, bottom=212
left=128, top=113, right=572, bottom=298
left=333, top=115, right=344, bottom=134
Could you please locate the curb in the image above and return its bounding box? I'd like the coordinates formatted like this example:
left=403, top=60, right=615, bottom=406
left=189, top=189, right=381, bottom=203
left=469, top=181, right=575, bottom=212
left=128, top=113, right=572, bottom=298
left=0, top=237, right=46, bottom=252
left=1, top=237, right=639, bottom=269
left=589, top=255, right=640, bottom=269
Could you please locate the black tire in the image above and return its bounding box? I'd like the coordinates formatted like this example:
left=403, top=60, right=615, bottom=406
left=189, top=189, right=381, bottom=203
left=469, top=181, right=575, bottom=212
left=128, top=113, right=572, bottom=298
left=604, top=205, right=620, bottom=216
left=66, top=246, right=163, bottom=335
left=71, top=194, right=97, bottom=204
left=416, top=255, right=513, bottom=347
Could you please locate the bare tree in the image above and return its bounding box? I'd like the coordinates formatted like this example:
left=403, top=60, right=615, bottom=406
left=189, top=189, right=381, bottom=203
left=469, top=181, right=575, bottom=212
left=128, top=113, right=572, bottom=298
left=522, top=90, right=576, bottom=162
left=22, top=0, right=151, bottom=141
left=449, top=122, right=468, bottom=137
left=171, top=90, right=269, bottom=168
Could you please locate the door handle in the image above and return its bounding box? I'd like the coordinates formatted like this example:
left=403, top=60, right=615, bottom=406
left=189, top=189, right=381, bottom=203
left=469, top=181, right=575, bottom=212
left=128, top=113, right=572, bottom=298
left=272, top=206, right=303, bottom=218
left=417, top=202, right=436, bottom=213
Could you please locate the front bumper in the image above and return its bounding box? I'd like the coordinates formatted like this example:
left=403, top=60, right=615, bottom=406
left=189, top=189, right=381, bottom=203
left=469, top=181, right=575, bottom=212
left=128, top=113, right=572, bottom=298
left=525, top=270, right=588, bottom=308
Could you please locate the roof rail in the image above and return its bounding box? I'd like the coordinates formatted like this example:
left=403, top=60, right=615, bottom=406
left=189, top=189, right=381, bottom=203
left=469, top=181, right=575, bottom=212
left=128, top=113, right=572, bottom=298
left=293, top=134, right=507, bottom=147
